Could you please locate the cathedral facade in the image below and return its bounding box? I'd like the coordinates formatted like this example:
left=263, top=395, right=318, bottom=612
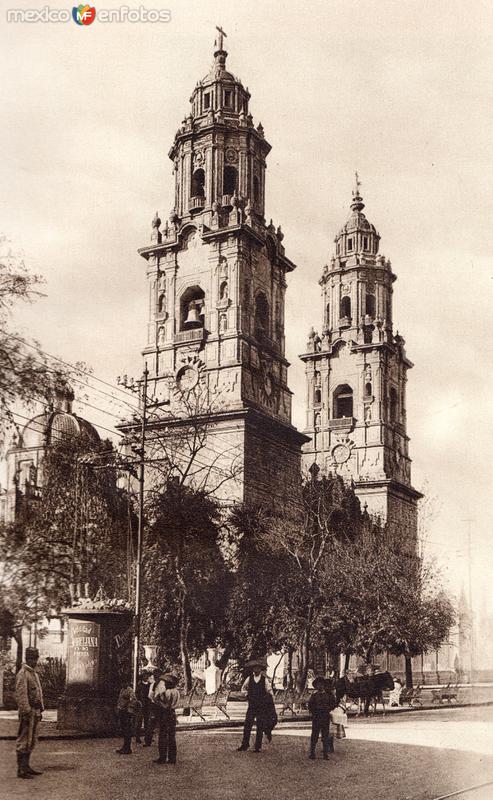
left=136, top=31, right=307, bottom=508
left=301, top=180, right=421, bottom=543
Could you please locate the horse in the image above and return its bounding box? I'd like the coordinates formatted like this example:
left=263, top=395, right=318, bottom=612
left=336, top=670, right=394, bottom=716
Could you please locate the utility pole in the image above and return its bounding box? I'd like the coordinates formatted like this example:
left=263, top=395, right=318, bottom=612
left=132, top=364, right=148, bottom=691
left=463, top=518, right=475, bottom=681
left=118, top=364, right=169, bottom=690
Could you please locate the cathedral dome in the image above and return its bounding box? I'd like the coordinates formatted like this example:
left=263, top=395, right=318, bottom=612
left=20, top=410, right=100, bottom=449
left=19, top=388, right=100, bottom=449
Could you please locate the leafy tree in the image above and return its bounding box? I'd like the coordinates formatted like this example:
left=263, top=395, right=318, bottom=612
left=141, top=482, right=230, bottom=691
left=0, top=237, right=53, bottom=447
left=223, top=505, right=299, bottom=671
left=0, top=433, right=133, bottom=666
left=227, top=473, right=455, bottom=690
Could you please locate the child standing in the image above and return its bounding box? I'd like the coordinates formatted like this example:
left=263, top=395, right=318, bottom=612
left=116, top=674, right=141, bottom=755
left=307, top=676, right=336, bottom=760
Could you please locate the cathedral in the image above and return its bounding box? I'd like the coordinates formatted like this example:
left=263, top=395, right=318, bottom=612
left=300, top=179, right=422, bottom=541
left=135, top=28, right=308, bottom=509
left=134, top=31, right=421, bottom=540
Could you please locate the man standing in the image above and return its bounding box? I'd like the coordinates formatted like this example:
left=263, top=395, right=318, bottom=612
left=237, top=659, right=273, bottom=753
left=15, top=646, right=44, bottom=779
left=150, top=672, right=180, bottom=764
left=135, top=670, right=153, bottom=746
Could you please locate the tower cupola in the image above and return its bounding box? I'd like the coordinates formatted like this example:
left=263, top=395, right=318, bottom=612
left=166, top=28, right=270, bottom=223
left=189, top=27, right=251, bottom=122
left=334, top=174, right=380, bottom=260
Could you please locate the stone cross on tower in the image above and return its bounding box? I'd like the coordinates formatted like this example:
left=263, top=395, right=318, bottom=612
left=353, top=171, right=361, bottom=196
left=215, top=25, right=227, bottom=52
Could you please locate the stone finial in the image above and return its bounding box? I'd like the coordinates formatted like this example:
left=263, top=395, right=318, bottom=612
left=276, top=225, right=284, bottom=242
left=350, top=170, right=365, bottom=212
left=152, top=211, right=161, bottom=229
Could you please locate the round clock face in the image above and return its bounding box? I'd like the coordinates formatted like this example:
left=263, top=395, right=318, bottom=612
left=332, top=443, right=350, bottom=465
left=177, top=365, right=198, bottom=393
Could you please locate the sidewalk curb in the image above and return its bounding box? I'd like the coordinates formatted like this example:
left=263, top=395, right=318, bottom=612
left=1, top=700, right=492, bottom=742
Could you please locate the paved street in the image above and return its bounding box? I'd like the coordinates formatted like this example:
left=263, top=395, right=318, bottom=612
left=1, top=706, right=493, bottom=800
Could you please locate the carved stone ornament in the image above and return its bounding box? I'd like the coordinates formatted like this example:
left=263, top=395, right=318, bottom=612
left=194, top=150, right=205, bottom=166
left=341, top=284, right=351, bottom=296
left=225, top=147, right=238, bottom=164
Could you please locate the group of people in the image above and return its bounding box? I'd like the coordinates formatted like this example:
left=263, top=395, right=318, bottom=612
left=116, top=668, right=180, bottom=764
left=14, top=650, right=355, bottom=779
left=237, top=658, right=346, bottom=760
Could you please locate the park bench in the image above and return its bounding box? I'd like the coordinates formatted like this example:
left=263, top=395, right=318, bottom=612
left=203, top=686, right=230, bottom=719
left=275, top=689, right=296, bottom=718
left=431, top=683, right=459, bottom=704
left=275, top=687, right=313, bottom=718
left=178, top=685, right=207, bottom=721
left=399, top=685, right=423, bottom=707
left=294, top=687, right=313, bottom=713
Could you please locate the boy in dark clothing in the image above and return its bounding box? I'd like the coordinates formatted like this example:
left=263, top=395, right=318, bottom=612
left=307, top=676, right=336, bottom=760
left=135, top=670, right=153, bottom=746
left=116, top=675, right=141, bottom=755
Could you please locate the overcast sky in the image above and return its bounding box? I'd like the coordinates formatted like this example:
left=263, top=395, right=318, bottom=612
left=1, top=0, right=493, bottom=620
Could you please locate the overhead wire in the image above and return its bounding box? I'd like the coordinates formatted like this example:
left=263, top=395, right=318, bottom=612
left=7, top=333, right=139, bottom=411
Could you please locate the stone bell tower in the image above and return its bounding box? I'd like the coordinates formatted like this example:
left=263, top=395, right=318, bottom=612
left=300, top=177, right=421, bottom=543
left=137, top=29, right=307, bottom=507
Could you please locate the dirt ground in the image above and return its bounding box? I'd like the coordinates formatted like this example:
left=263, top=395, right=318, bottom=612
left=2, top=706, right=493, bottom=800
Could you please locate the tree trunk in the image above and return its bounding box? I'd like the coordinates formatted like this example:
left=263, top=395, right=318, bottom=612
left=286, top=647, right=294, bottom=689
left=216, top=644, right=232, bottom=674
left=298, top=630, right=310, bottom=691
left=344, top=652, right=350, bottom=673
left=270, top=651, right=285, bottom=689
left=365, top=645, right=373, bottom=664
left=14, top=628, right=23, bottom=672
left=179, top=599, right=193, bottom=694
left=405, top=654, right=413, bottom=688
left=328, top=647, right=340, bottom=677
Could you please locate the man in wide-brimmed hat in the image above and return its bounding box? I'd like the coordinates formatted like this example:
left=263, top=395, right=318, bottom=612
left=237, top=658, right=273, bottom=753
left=15, top=647, right=44, bottom=779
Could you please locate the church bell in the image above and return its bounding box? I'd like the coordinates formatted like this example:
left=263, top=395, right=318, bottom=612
left=184, top=301, right=201, bottom=327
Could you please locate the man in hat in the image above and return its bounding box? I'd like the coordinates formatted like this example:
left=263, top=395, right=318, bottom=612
left=150, top=672, right=180, bottom=764
left=15, top=646, right=44, bottom=779
left=237, top=659, right=273, bottom=753
left=135, top=669, right=154, bottom=746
